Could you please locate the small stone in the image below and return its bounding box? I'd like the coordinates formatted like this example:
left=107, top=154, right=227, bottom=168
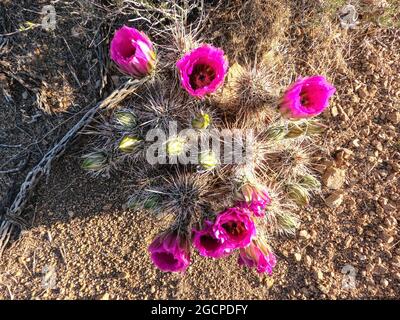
left=323, top=167, right=346, bottom=190
left=380, top=279, right=389, bottom=287
left=357, top=87, right=368, bottom=99
left=331, top=105, right=339, bottom=117
left=344, top=235, right=353, bottom=248
left=150, top=286, right=156, bottom=294
left=387, top=111, right=400, bottom=125
left=100, top=293, right=110, bottom=300
left=299, top=230, right=310, bottom=239
left=315, top=269, right=324, bottom=281
left=352, top=139, right=360, bottom=148
left=325, top=191, right=344, bottom=208
left=373, top=264, right=387, bottom=275
left=375, top=141, right=383, bottom=152
left=264, top=277, right=274, bottom=289
left=67, top=211, right=74, bottom=218
left=385, top=236, right=394, bottom=244
left=294, top=253, right=302, bottom=262
left=22, top=91, right=28, bottom=99
left=305, top=255, right=312, bottom=267
left=392, top=256, right=400, bottom=266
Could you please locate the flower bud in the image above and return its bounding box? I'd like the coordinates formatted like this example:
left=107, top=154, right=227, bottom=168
left=285, top=123, right=304, bottom=138
left=166, top=137, right=186, bottom=156
left=191, top=113, right=211, bottom=129
left=287, top=183, right=310, bottom=207
left=305, top=120, right=325, bottom=135
left=114, top=110, right=136, bottom=130
left=118, top=135, right=141, bottom=153
left=143, top=195, right=160, bottom=210
left=265, top=125, right=286, bottom=140
left=81, top=152, right=107, bottom=171
left=299, top=174, right=321, bottom=190
left=199, top=151, right=219, bottom=170
left=276, top=212, right=300, bottom=234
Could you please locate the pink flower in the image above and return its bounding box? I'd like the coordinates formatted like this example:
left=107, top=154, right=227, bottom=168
left=238, top=239, right=276, bottom=274
left=176, top=44, right=228, bottom=98
left=148, top=231, right=190, bottom=273
left=236, top=184, right=271, bottom=218
left=213, top=207, right=256, bottom=250
left=110, top=25, right=156, bottom=78
left=279, top=76, right=336, bottom=119
left=192, top=220, right=232, bottom=259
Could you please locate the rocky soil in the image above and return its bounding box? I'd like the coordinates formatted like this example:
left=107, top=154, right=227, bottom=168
left=0, top=1, right=399, bottom=299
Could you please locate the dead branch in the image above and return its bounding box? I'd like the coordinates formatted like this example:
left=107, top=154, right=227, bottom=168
left=0, top=77, right=147, bottom=258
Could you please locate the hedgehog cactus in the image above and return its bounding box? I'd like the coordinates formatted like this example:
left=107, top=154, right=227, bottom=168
left=80, top=21, right=336, bottom=276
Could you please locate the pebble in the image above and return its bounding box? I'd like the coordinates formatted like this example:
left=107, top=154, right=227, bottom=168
left=344, top=236, right=353, bottom=248
left=100, top=293, right=110, bottom=300
left=331, top=105, right=339, bottom=117
left=299, top=230, right=310, bottom=239
left=387, top=111, right=400, bottom=125
left=375, top=141, right=383, bottom=152
left=150, top=286, right=156, bottom=294
left=305, top=255, right=312, bottom=267
left=380, top=279, right=389, bottom=287
left=315, top=270, right=324, bottom=281
left=373, top=264, right=387, bottom=275
left=325, top=191, right=344, bottom=208
left=323, top=167, right=346, bottom=190
left=357, top=87, right=368, bottom=99
left=294, top=253, right=302, bottom=262
left=352, top=138, right=360, bottom=147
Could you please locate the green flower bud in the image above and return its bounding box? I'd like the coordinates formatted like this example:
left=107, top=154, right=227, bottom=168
left=143, top=195, right=161, bottom=210
left=114, top=110, right=136, bottom=129
left=276, top=211, right=300, bottom=234
left=265, top=125, right=286, bottom=140
left=286, top=121, right=325, bottom=138
left=166, top=137, right=186, bottom=156
left=305, top=120, right=325, bottom=135
left=287, top=184, right=310, bottom=207
left=192, top=113, right=211, bottom=129
left=285, top=123, right=304, bottom=138
left=81, top=152, right=107, bottom=171
left=300, top=174, right=321, bottom=190
left=118, top=135, right=141, bottom=153
left=199, top=151, right=219, bottom=170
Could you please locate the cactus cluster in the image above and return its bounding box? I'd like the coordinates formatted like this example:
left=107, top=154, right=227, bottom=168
left=80, top=18, right=335, bottom=275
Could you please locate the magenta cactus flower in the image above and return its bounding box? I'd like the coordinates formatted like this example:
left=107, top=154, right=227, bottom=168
left=238, top=239, right=276, bottom=274
left=148, top=231, right=190, bottom=273
left=213, top=207, right=256, bottom=250
left=110, top=25, right=156, bottom=78
left=236, top=183, right=271, bottom=218
left=192, top=220, right=232, bottom=259
left=279, top=76, right=336, bottom=119
left=176, top=44, right=228, bottom=98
